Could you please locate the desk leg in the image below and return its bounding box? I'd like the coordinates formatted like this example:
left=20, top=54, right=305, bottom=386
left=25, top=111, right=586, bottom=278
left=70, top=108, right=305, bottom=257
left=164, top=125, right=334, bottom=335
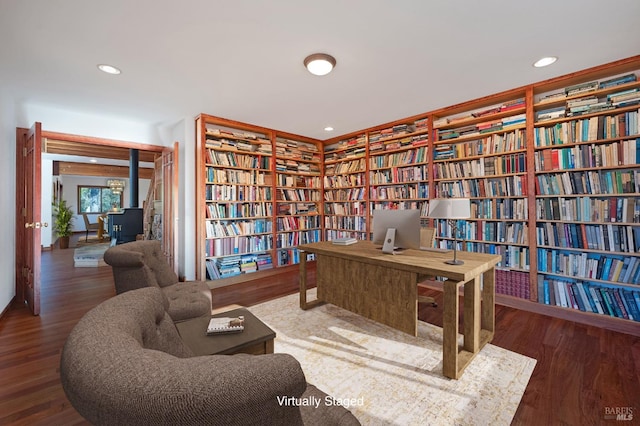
left=299, top=250, right=322, bottom=310
left=299, top=251, right=308, bottom=309
left=442, top=281, right=460, bottom=379
left=482, top=267, right=496, bottom=337
left=463, top=275, right=481, bottom=353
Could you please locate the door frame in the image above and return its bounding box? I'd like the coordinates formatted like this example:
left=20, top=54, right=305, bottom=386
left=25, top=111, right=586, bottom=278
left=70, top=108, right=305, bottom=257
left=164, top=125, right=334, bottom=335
left=15, top=127, right=175, bottom=314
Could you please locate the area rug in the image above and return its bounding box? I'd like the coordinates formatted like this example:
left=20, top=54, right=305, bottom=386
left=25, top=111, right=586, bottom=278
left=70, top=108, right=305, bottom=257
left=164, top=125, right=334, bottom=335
left=249, top=291, right=536, bottom=426
left=73, top=243, right=110, bottom=267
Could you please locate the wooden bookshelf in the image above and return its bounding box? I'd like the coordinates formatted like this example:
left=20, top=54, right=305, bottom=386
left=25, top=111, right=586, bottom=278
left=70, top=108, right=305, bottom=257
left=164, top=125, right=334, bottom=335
left=367, top=117, right=430, bottom=222
left=431, top=92, right=532, bottom=296
left=194, top=55, right=640, bottom=332
left=274, top=134, right=323, bottom=266
left=322, top=133, right=368, bottom=240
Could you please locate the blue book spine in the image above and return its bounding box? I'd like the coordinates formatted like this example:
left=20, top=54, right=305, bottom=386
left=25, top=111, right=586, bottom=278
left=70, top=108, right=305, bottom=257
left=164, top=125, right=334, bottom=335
left=622, top=290, right=640, bottom=322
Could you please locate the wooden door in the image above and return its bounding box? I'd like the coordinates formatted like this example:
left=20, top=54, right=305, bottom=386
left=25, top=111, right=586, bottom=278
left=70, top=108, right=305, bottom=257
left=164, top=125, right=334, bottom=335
left=161, top=143, right=179, bottom=274
left=15, top=123, right=43, bottom=315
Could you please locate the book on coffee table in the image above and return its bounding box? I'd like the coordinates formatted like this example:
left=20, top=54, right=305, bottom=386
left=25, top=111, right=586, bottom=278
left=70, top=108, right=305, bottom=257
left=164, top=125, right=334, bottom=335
left=207, top=316, right=245, bottom=335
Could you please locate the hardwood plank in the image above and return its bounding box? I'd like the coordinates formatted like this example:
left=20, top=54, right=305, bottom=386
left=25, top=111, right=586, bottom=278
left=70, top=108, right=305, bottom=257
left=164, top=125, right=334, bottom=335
left=0, top=238, right=638, bottom=424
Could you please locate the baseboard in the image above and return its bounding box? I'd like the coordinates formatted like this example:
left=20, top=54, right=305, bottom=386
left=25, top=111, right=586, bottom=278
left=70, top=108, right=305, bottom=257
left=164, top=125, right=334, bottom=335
left=0, top=296, right=17, bottom=322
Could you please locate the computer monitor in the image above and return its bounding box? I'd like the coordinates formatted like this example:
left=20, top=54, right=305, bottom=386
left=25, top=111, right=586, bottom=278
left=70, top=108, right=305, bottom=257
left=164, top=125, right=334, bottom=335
left=371, top=209, right=421, bottom=254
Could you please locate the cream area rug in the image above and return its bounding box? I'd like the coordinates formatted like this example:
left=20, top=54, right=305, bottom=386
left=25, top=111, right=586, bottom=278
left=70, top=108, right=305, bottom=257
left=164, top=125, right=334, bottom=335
left=73, top=243, right=110, bottom=267
left=250, top=291, right=536, bottom=426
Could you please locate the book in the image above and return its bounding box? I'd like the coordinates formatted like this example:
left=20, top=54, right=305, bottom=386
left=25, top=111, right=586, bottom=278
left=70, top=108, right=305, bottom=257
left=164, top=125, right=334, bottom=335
left=332, top=237, right=358, bottom=245
left=207, top=316, right=245, bottom=334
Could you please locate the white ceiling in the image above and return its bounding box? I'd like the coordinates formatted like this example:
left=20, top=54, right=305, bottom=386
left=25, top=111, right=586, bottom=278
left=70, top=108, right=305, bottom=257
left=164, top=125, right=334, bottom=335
left=2, top=0, right=640, bottom=141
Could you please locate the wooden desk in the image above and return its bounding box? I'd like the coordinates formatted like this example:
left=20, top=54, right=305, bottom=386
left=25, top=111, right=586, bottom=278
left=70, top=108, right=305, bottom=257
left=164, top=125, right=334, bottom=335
left=298, top=240, right=501, bottom=379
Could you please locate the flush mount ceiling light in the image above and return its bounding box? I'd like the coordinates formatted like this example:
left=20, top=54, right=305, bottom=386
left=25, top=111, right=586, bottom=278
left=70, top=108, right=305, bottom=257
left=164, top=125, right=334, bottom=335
left=97, top=64, right=122, bottom=75
left=533, top=56, right=558, bottom=68
left=324, top=126, right=334, bottom=132
left=304, top=53, right=336, bottom=76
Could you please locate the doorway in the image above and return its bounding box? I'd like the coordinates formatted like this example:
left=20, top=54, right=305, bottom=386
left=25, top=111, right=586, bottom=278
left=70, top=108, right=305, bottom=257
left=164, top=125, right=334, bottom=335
left=15, top=125, right=177, bottom=315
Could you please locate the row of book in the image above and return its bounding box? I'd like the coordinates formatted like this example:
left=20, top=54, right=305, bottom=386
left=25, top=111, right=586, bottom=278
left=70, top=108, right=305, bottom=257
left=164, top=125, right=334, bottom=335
left=276, top=175, right=320, bottom=188
left=276, top=215, right=321, bottom=232
left=205, top=252, right=273, bottom=280
left=205, top=132, right=272, bottom=153
left=434, top=239, right=530, bottom=270
left=277, top=188, right=321, bottom=202
left=536, top=87, right=639, bottom=122
left=534, top=139, right=639, bottom=171
left=433, top=129, right=526, bottom=160
left=369, top=184, right=428, bottom=201
left=205, top=219, right=272, bottom=238
left=275, top=137, right=319, bottom=155
left=325, top=158, right=366, bottom=175
left=434, top=99, right=526, bottom=129
left=206, top=168, right=271, bottom=186
left=323, top=139, right=367, bottom=162
left=433, top=153, right=526, bottom=180
left=370, top=165, right=428, bottom=185
left=435, top=175, right=528, bottom=198
left=325, top=231, right=368, bottom=242
left=369, top=134, right=428, bottom=153
left=275, top=158, right=321, bottom=174
left=495, top=270, right=530, bottom=299
left=469, top=198, right=528, bottom=220
left=324, top=215, right=366, bottom=232
left=536, top=197, right=640, bottom=223
left=369, top=146, right=428, bottom=169
left=206, top=149, right=271, bottom=169
left=534, top=110, right=639, bottom=146
left=537, top=249, right=640, bottom=284
left=437, top=113, right=526, bottom=141
left=323, top=173, right=365, bottom=188
left=369, top=202, right=429, bottom=217
left=535, top=222, right=640, bottom=253
left=275, top=230, right=321, bottom=248
left=277, top=249, right=316, bottom=266
left=323, top=188, right=366, bottom=201
left=205, top=202, right=272, bottom=219
left=205, top=235, right=274, bottom=257
left=537, top=277, right=640, bottom=322
left=323, top=201, right=366, bottom=216
left=368, top=123, right=416, bottom=142
left=276, top=202, right=318, bottom=216
left=453, top=221, right=529, bottom=245
left=535, top=170, right=639, bottom=196
left=205, top=185, right=272, bottom=202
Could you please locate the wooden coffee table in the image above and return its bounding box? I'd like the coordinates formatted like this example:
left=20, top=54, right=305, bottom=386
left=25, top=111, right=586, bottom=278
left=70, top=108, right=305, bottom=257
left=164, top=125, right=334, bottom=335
left=175, top=308, right=275, bottom=355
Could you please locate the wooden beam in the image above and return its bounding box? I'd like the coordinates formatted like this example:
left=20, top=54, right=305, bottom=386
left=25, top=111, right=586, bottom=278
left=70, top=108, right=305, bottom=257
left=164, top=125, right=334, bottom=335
left=56, top=162, right=153, bottom=179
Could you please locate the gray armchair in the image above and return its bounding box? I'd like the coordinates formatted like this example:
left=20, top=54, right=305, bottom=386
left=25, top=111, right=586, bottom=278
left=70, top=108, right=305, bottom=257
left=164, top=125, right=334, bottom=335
left=60, top=287, right=360, bottom=425
left=103, top=240, right=212, bottom=322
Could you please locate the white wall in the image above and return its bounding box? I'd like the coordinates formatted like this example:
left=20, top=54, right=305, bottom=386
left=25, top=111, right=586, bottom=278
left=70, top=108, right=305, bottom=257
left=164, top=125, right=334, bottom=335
left=0, top=95, right=17, bottom=314
left=2, top=101, right=193, bottom=317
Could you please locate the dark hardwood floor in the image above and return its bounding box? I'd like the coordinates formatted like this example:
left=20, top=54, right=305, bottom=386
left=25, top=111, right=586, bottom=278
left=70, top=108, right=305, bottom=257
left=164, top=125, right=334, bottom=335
left=1, top=238, right=638, bottom=425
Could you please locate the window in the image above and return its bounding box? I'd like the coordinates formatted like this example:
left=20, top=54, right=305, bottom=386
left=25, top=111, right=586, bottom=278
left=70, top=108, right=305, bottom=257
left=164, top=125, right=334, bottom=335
left=78, top=186, right=123, bottom=213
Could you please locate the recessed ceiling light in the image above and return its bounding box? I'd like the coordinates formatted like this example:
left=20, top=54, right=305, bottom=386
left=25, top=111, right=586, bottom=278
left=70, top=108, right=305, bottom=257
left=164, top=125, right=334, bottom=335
left=304, top=53, right=336, bottom=76
left=324, top=126, right=334, bottom=132
left=97, top=64, right=122, bottom=75
left=533, top=56, right=558, bottom=68
left=89, top=158, right=98, bottom=163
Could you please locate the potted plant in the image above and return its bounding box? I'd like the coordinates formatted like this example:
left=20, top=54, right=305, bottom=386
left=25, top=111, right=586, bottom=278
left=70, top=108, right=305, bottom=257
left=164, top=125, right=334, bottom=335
left=52, top=199, right=74, bottom=249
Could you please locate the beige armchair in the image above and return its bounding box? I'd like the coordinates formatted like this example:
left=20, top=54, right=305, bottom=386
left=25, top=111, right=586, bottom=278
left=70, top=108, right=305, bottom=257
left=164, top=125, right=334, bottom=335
left=81, top=213, right=104, bottom=241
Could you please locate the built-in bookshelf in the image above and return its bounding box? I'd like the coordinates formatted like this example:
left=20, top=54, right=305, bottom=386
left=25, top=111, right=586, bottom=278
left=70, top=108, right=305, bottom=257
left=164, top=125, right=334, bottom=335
left=194, top=55, right=640, bottom=333
left=200, top=125, right=275, bottom=280
left=368, top=118, right=430, bottom=220
left=274, top=135, right=323, bottom=266
left=533, top=67, right=640, bottom=322
left=431, top=93, right=531, bottom=293
left=323, top=134, right=368, bottom=240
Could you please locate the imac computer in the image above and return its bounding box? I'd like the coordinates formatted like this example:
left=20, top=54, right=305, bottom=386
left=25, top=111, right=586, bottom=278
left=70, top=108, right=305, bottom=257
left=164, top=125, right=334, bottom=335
left=371, top=209, right=421, bottom=254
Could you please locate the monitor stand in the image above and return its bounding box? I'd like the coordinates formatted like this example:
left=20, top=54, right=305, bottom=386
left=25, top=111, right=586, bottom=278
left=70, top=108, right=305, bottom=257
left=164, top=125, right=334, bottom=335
left=382, top=228, right=398, bottom=255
